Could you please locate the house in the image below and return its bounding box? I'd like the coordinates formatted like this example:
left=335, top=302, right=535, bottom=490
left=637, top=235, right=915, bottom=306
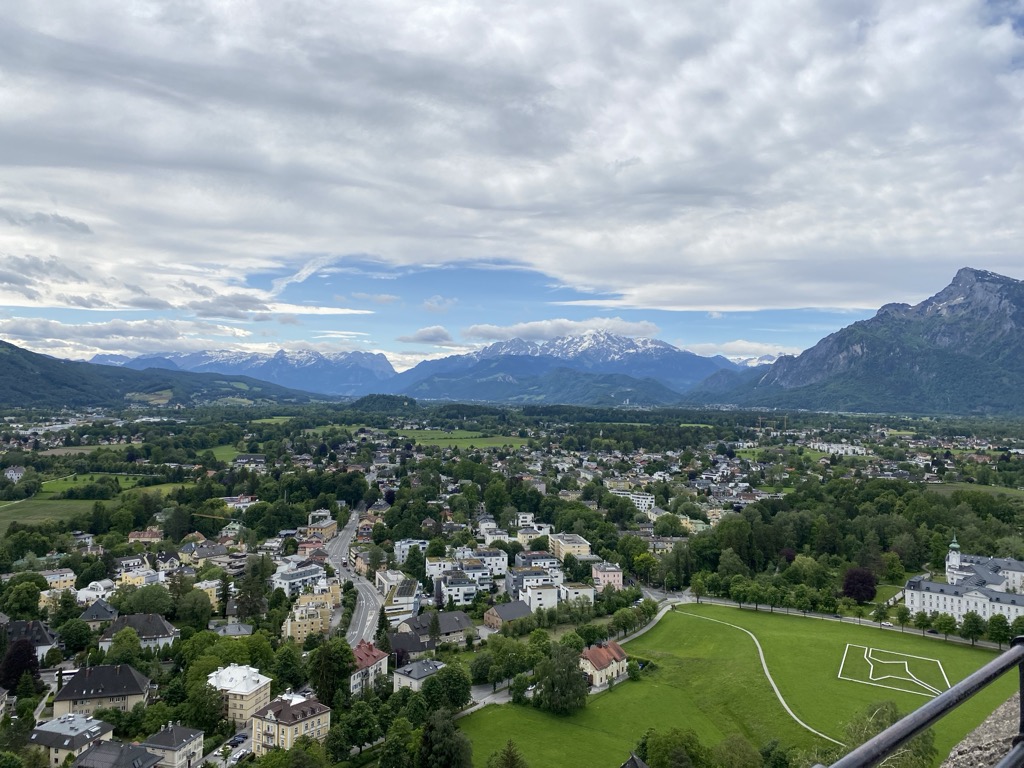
left=99, top=614, right=179, bottom=652
left=350, top=640, right=389, bottom=695
left=282, top=602, right=332, bottom=645
left=4, top=466, right=26, bottom=484
left=193, top=580, right=222, bottom=609
left=6, top=620, right=57, bottom=662
left=439, top=570, right=478, bottom=607
left=211, top=623, right=254, bottom=638
left=580, top=641, right=628, bottom=687
left=393, top=539, right=429, bottom=564
left=79, top=600, right=118, bottom=631
left=592, top=562, right=624, bottom=591
left=251, top=693, right=330, bottom=757
left=381, top=579, right=420, bottom=627
left=559, top=583, right=596, bottom=605
left=114, top=555, right=147, bottom=576
left=119, top=568, right=163, bottom=588
left=71, top=742, right=160, bottom=768
left=393, top=660, right=445, bottom=693
left=483, top=600, right=532, bottom=630
left=30, top=714, right=114, bottom=766
left=524, top=584, right=559, bottom=612
left=53, top=665, right=151, bottom=717
left=207, top=664, right=272, bottom=727
left=395, top=611, right=474, bottom=646
left=39, top=569, right=76, bottom=591
left=140, top=723, right=204, bottom=768
left=77, top=580, right=117, bottom=605
left=127, top=529, right=163, bottom=546
left=154, top=553, right=181, bottom=572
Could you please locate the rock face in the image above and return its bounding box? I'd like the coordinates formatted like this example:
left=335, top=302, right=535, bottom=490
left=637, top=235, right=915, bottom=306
left=689, top=267, right=1024, bottom=415
left=941, top=692, right=1019, bottom=768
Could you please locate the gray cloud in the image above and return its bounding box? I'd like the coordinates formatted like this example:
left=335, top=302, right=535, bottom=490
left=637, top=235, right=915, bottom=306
left=397, top=325, right=454, bottom=344
left=0, top=208, right=92, bottom=234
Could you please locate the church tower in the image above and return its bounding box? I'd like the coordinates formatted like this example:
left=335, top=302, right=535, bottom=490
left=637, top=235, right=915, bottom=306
left=945, top=532, right=962, bottom=583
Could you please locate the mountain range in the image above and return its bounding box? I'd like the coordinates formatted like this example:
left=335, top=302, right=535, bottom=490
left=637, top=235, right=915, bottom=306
left=5, top=267, right=1024, bottom=413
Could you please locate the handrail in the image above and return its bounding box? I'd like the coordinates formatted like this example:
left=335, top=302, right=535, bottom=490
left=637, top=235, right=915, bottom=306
left=815, top=637, right=1024, bottom=768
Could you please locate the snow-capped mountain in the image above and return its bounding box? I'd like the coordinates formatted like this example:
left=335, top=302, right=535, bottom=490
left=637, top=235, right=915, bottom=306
left=731, top=354, right=779, bottom=368
left=387, top=331, right=740, bottom=399
left=92, top=349, right=396, bottom=396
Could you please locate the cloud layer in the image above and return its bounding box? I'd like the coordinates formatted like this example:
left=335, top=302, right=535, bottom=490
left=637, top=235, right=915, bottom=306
left=1, top=1, right=1022, bottom=362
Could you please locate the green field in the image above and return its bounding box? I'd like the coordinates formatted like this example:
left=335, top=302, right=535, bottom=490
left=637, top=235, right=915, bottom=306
left=929, top=482, right=1024, bottom=499
left=40, top=474, right=147, bottom=495
left=40, top=444, right=128, bottom=456
left=460, top=604, right=1014, bottom=767
left=211, top=444, right=241, bottom=461
left=874, top=584, right=904, bottom=605
left=0, top=498, right=96, bottom=529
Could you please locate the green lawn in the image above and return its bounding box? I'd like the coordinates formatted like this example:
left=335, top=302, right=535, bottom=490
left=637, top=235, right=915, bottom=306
left=929, top=482, right=1024, bottom=499
left=40, top=474, right=146, bottom=495
left=460, top=605, right=1015, bottom=767
left=211, top=444, right=241, bottom=461
left=874, top=584, right=904, bottom=605
left=0, top=498, right=95, bottom=529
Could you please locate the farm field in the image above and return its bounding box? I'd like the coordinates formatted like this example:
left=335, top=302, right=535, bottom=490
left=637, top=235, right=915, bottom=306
left=211, top=444, right=241, bottom=461
left=460, top=604, right=1014, bottom=767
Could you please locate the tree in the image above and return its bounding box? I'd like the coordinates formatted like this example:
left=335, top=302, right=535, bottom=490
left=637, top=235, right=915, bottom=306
left=486, top=740, right=529, bottom=768
left=933, top=613, right=958, bottom=640
left=422, top=665, right=472, bottom=712
left=417, top=709, right=473, bottom=768
left=218, top=573, right=231, bottom=619
left=177, top=590, right=213, bottom=631
left=959, top=611, right=986, bottom=646
left=690, top=572, right=707, bottom=604
left=844, top=701, right=935, bottom=768
left=377, top=717, right=414, bottom=768
left=125, top=584, right=173, bottom=616
left=307, top=636, right=355, bottom=706
left=896, top=605, right=912, bottom=633
left=559, top=632, right=584, bottom=654
left=988, top=613, right=1011, bottom=649
left=871, top=603, right=890, bottom=626
left=533, top=645, right=587, bottom=715
left=57, top=618, right=92, bottom=654
left=842, top=567, right=877, bottom=604
left=913, top=611, right=932, bottom=636
left=51, top=589, right=80, bottom=628
left=106, top=627, right=142, bottom=665
left=644, top=727, right=713, bottom=768
left=342, top=700, right=380, bottom=753
left=274, top=643, right=307, bottom=689
left=3, top=582, right=40, bottom=620
left=711, top=734, right=762, bottom=768
left=186, top=682, right=225, bottom=733
left=428, top=611, right=441, bottom=645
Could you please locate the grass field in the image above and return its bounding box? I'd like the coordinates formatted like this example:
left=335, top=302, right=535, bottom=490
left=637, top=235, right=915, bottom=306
left=929, top=482, right=1024, bottom=499
left=874, top=584, right=904, bottom=605
left=40, top=474, right=148, bottom=495
left=40, top=444, right=128, bottom=456
left=460, top=604, right=1014, bottom=767
left=0, top=498, right=95, bottom=529
left=211, top=444, right=241, bottom=461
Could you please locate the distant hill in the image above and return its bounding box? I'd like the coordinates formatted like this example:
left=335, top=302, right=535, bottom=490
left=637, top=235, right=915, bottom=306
left=93, top=348, right=396, bottom=396
left=686, top=268, right=1024, bottom=415
left=0, top=340, right=322, bottom=408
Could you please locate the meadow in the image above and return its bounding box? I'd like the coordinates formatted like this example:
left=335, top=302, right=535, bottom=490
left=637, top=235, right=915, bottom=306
left=460, top=604, right=1014, bottom=767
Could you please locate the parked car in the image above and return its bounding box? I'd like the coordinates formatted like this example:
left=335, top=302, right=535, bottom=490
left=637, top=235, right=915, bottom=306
left=881, top=621, right=893, bottom=627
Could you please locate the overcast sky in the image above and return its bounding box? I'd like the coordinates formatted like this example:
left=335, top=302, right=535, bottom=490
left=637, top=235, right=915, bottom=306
left=1, top=1, right=1023, bottom=370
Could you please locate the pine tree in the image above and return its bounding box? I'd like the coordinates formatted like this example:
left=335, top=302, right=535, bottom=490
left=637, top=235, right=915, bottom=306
left=486, top=740, right=529, bottom=768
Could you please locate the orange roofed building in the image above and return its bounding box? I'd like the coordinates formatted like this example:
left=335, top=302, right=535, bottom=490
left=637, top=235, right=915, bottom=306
left=579, top=641, right=628, bottom=687
left=350, top=640, right=389, bottom=695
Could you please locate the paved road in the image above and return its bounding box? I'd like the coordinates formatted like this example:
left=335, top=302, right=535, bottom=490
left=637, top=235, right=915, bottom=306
left=325, top=508, right=384, bottom=645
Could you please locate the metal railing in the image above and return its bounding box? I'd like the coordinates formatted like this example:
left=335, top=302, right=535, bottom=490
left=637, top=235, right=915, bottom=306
left=816, top=636, right=1024, bottom=768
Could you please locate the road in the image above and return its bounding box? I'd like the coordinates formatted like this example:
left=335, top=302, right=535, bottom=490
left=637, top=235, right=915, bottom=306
left=326, top=507, right=384, bottom=646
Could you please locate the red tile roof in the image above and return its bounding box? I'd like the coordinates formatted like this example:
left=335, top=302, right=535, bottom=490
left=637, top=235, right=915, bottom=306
left=352, top=639, right=388, bottom=671
left=581, top=641, right=626, bottom=671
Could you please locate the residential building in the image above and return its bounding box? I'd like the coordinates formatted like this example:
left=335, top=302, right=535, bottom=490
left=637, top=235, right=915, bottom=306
left=207, top=664, right=272, bottom=727
left=439, top=570, right=478, bottom=607
left=393, top=660, right=445, bottom=693
left=609, top=489, right=656, bottom=513
left=580, top=641, right=628, bottom=687
left=79, top=600, right=118, bottom=631
left=515, top=551, right=559, bottom=570
left=71, top=742, right=160, bottom=768
left=99, top=614, right=179, bottom=652
left=77, top=580, right=117, bottom=605
left=350, top=640, right=388, bottom=696
left=524, top=584, right=559, bottom=612
left=483, top=600, right=533, bottom=630
left=381, top=579, right=420, bottom=627
left=270, top=561, right=326, bottom=598
left=53, top=665, right=151, bottom=717
left=549, top=533, right=591, bottom=561
left=193, top=580, right=222, bottom=609
left=139, top=724, right=204, bottom=768
left=127, top=529, right=163, bottom=546
left=30, top=715, right=114, bottom=766
left=592, top=562, right=624, bottom=591
left=395, top=611, right=474, bottom=646
left=251, top=693, right=330, bottom=758
left=505, top=567, right=554, bottom=600
left=393, top=539, right=429, bottom=564
left=282, top=602, right=332, bottom=646
left=119, top=569, right=163, bottom=588
left=425, top=557, right=456, bottom=580
left=39, top=568, right=77, bottom=591
left=4, top=466, right=26, bottom=484
left=6, top=620, right=57, bottom=662
left=559, top=582, right=596, bottom=605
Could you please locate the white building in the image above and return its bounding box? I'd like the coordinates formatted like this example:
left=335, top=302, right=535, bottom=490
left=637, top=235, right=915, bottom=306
left=904, top=536, right=1024, bottom=623
left=394, top=539, right=429, bottom=564
left=270, top=561, right=326, bottom=598
left=524, top=584, right=559, bottom=612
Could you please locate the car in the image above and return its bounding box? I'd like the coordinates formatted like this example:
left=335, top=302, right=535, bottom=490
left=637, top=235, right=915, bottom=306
left=230, top=750, right=250, bottom=764
left=881, top=621, right=893, bottom=627
left=927, top=629, right=939, bottom=634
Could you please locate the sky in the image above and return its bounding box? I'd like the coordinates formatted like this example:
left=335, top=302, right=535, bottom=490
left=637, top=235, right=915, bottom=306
left=1, top=1, right=1023, bottom=371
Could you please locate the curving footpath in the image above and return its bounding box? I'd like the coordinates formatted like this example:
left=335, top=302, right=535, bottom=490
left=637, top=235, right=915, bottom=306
left=677, top=611, right=845, bottom=747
